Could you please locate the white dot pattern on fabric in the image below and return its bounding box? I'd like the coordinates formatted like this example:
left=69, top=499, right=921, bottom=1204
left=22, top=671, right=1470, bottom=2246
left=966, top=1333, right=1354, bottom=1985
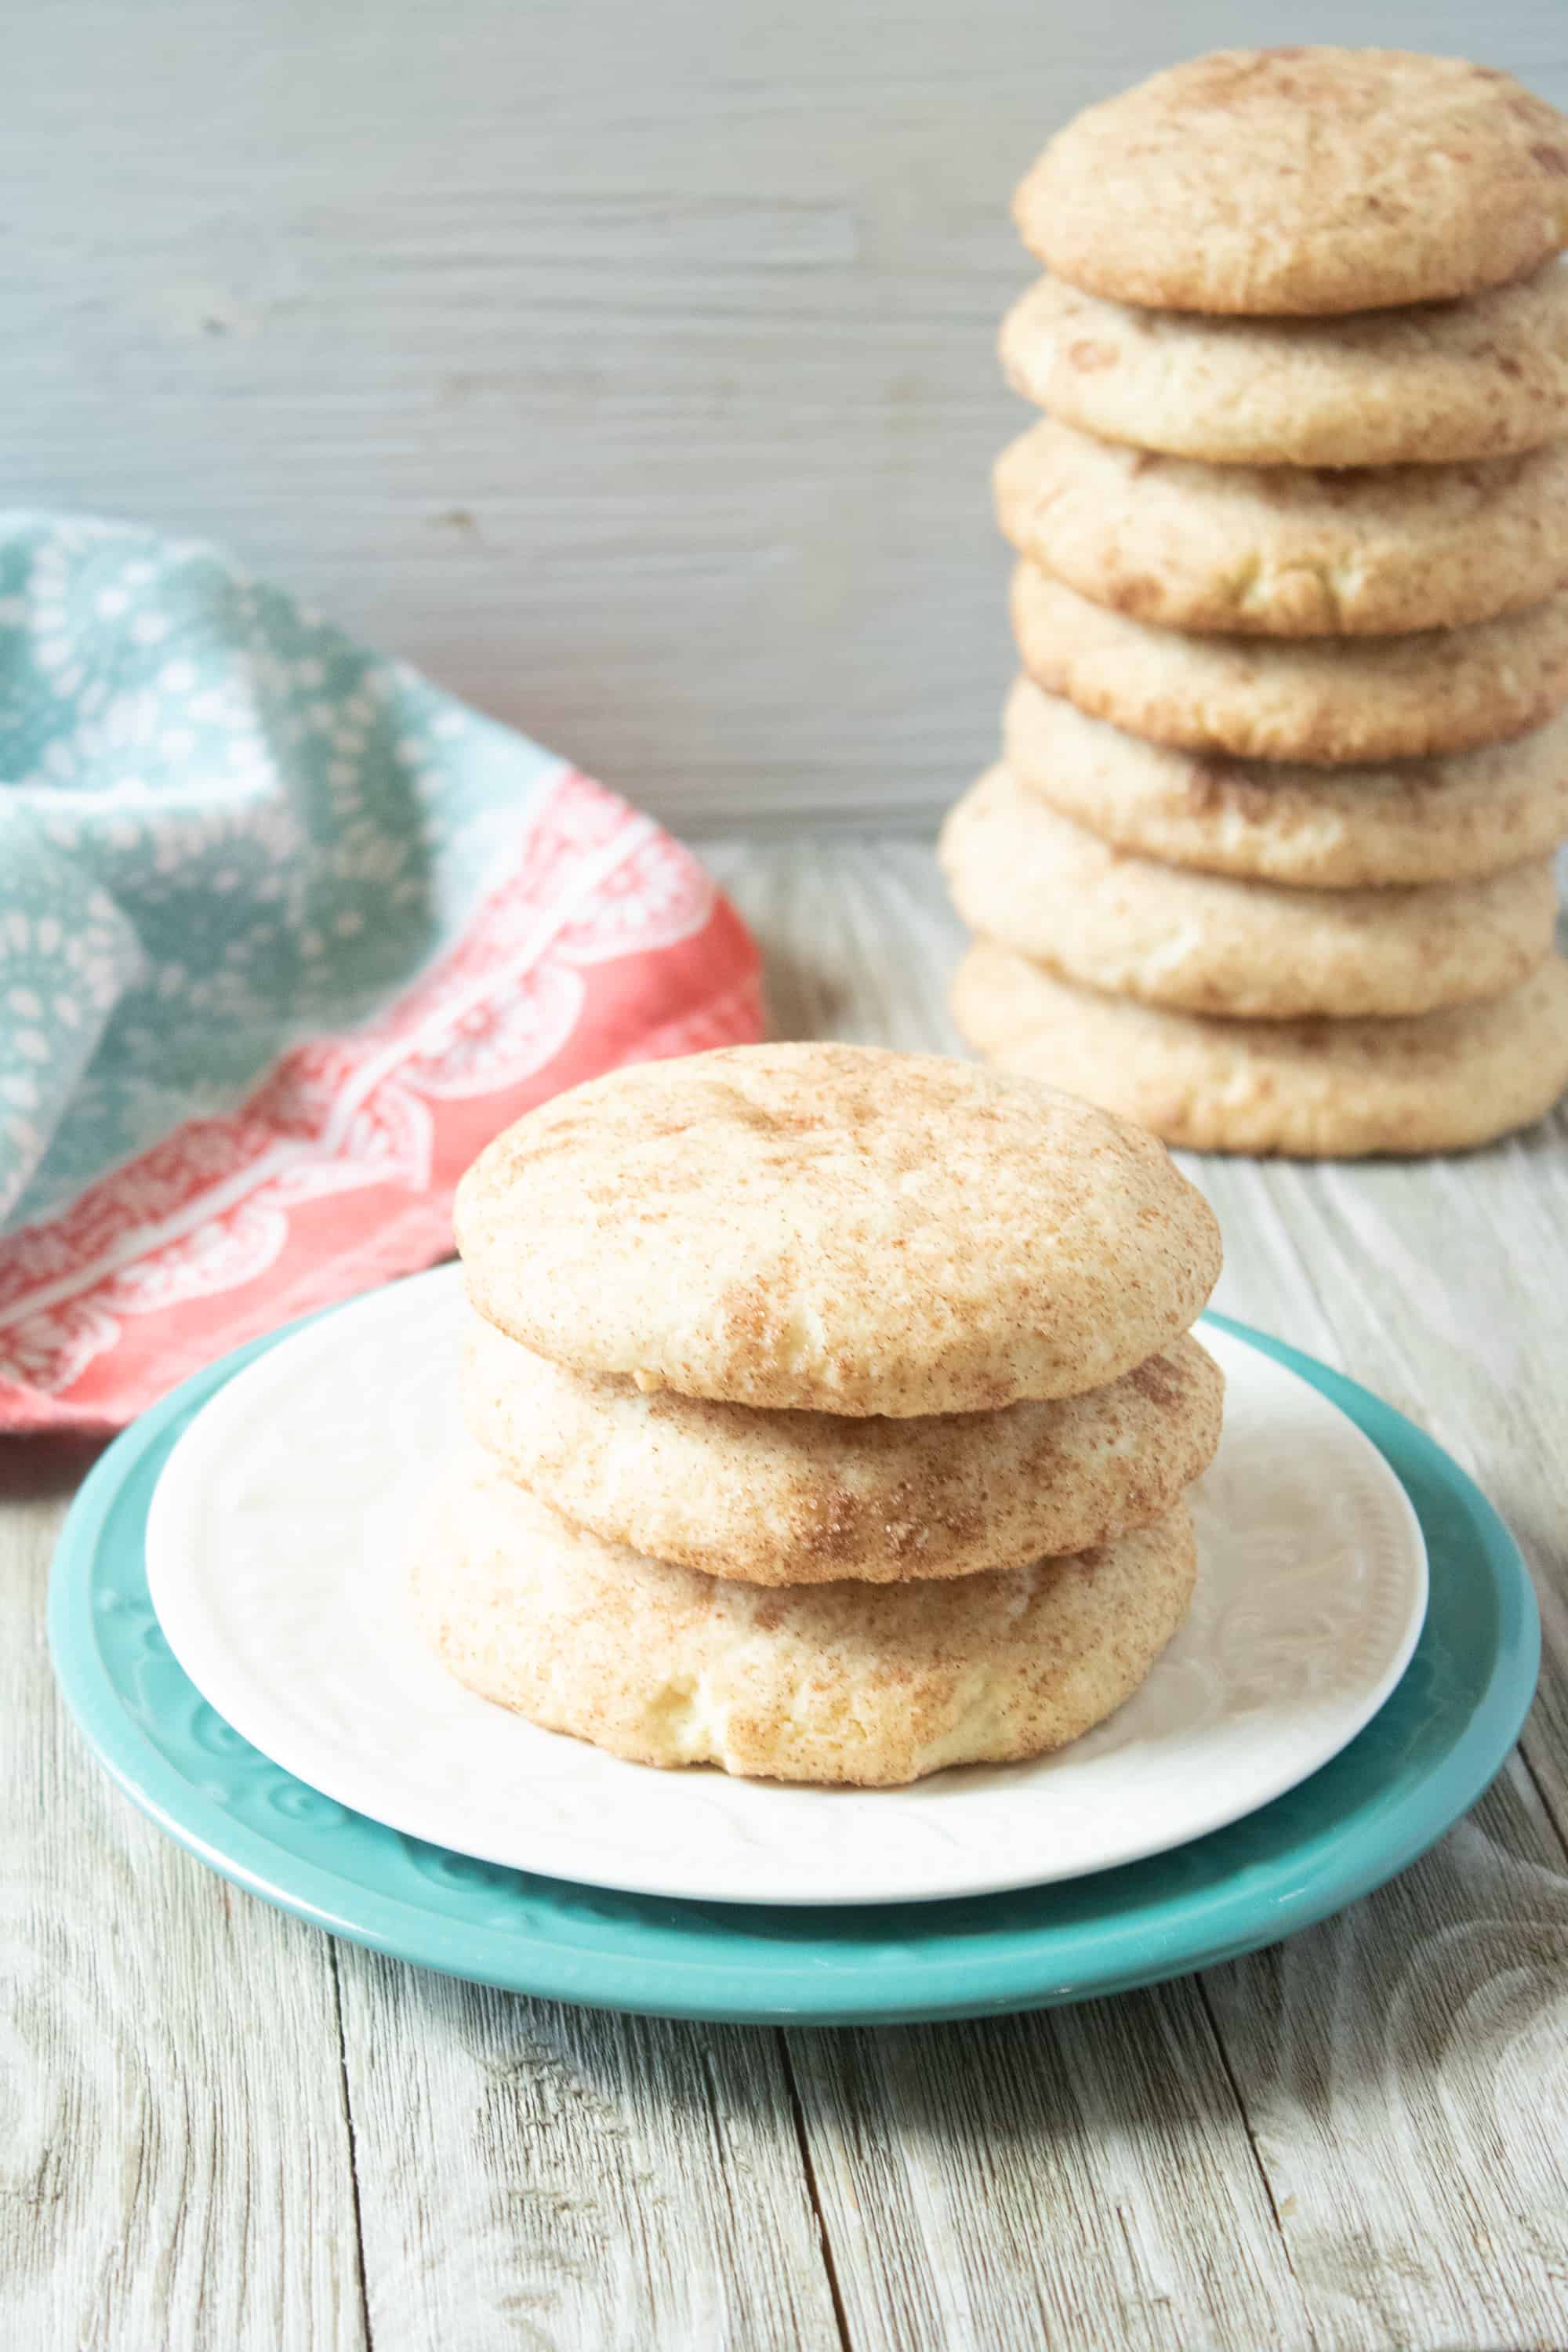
left=0, top=516, right=566, bottom=1232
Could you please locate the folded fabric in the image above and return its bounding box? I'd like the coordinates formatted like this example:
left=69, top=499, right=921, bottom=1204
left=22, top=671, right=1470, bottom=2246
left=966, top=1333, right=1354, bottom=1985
left=0, top=515, right=762, bottom=1431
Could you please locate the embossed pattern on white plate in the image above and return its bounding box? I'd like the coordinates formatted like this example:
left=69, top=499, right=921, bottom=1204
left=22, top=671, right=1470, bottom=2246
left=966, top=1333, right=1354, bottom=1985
left=143, top=1265, right=1428, bottom=1908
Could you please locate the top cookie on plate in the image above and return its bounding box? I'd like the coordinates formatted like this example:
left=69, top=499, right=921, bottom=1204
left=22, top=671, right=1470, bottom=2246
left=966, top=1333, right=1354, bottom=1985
left=1014, top=49, right=1568, bottom=316
left=455, top=1044, right=1221, bottom=1416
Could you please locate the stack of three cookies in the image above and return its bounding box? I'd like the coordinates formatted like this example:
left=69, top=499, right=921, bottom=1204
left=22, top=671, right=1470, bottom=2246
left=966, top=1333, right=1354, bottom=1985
left=419, top=1044, right=1224, bottom=1788
left=946, top=49, right=1568, bottom=1156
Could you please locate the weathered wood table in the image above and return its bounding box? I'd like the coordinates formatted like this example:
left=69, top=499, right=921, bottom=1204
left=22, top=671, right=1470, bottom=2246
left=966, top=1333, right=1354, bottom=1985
left=6, top=836, right=1567, bottom=2352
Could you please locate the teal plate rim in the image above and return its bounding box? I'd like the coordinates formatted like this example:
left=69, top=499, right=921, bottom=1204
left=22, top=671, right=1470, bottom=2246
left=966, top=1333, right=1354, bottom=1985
left=49, top=1305, right=1540, bottom=2027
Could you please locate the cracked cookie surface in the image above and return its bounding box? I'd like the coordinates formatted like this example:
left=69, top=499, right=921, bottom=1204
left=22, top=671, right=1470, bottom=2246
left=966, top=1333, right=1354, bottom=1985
left=996, top=419, right=1568, bottom=637
left=456, top=1041, right=1221, bottom=1415
left=953, top=942, right=1568, bottom=1156
left=1000, top=267, right=1568, bottom=468
left=414, top=1457, right=1198, bottom=1785
left=1002, top=679, right=1568, bottom=887
left=942, top=768, right=1558, bottom=1020
left=1011, top=564, right=1568, bottom=762
left=1013, top=50, right=1568, bottom=314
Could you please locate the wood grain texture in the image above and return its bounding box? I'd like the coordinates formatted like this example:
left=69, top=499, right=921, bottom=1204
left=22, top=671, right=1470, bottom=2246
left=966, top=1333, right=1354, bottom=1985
left=783, top=1989, right=1316, bottom=2351
left=708, top=833, right=1568, bottom=2352
left=0, top=1446, right=367, bottom=2352
left=334, top=1955, right=842, bottom=2352
left=7, top=0, right=1568, bottom=825
left=7, top=832, right=1568, bottom=2351
left=1205, top=1763, right=1568, bottom=2352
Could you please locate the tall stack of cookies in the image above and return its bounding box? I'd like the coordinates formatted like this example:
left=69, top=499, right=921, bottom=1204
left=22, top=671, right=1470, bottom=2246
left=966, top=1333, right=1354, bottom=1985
left=418, top=1044, right=1224, bottom=1788
left=945, top=48, right=1568, bottom=1157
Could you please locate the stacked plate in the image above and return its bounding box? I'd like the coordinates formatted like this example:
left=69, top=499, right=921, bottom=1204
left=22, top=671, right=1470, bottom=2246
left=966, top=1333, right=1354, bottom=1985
left=51, top=1262, right=1536, bottom=2024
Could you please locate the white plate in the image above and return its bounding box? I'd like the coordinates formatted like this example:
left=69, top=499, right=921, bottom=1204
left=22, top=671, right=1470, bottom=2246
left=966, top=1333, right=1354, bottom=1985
left=145, top=1265, right=1427, bottom=1909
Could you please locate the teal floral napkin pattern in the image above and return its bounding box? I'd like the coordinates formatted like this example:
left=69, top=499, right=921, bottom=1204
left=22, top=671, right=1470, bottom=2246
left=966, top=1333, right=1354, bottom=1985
left=0, top=515, right=760, bottom=1428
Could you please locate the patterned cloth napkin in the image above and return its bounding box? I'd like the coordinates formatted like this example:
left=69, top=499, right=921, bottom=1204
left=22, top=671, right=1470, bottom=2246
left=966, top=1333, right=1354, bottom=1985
left=0, top=515, right=762, bottom=1431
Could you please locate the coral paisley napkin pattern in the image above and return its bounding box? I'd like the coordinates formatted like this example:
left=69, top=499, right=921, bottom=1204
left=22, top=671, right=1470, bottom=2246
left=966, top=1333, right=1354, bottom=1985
left=0, top=516, right=761, bottom=1432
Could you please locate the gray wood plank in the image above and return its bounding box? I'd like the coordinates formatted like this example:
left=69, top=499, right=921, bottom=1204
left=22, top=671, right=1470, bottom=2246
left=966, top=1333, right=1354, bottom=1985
left=9, top=0, right=1566, bottom=826
left=324, top=835, right=1298, bottom=2352
left=785, top=1988, right=1316, bottom=2352
left=10, top=827, right=1568, bottom=2352
left=1193, top=1139, right=1568, bottom=2351
left=0, top=1448, right=367, bottom=2352
left=334, top=1957, right=843, bottom=2352
left=1204, top=1760, right=1568, bottom=2352
left=708, top=837, right=1314, bottom=2349
left=710, top=833, right=1568, bottom=2352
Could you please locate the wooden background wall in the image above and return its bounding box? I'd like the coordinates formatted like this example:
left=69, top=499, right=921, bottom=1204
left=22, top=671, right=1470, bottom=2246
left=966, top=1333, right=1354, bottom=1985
left=8, top=0, right=1568, bottom=826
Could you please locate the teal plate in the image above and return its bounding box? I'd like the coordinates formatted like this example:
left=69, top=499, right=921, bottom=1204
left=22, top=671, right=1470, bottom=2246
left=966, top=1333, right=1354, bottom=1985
left=49, top=1308, right=1538, bottom=2025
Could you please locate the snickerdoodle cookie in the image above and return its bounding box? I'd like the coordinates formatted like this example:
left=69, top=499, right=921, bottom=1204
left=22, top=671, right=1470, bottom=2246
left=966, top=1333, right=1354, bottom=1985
left=995, top=417, right=1568, bottom=636
left=999, top=267, right=1568, bottom=468
left=456, top=1044, right=1221, bottom=1415
left=463, top=1312, right=1223, bottom=1584
left=942, top=766, right=1557, bottom=1018
left=1011, top=563, right=1568, bottom=761
left=413, top=1457, right=1199, bottom=1786
left=953, top=941, right=1568, bottom=1156
left=1013, top=50, right=1568, bottom=314
left=1002, top=678, right=1568, bottom=887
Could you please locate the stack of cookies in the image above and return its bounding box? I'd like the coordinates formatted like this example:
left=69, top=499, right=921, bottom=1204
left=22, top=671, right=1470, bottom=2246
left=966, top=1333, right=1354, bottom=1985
left=944, top=48, right=1568, bottom=1156
left=416, top=1044, right=1224, bottom=1788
